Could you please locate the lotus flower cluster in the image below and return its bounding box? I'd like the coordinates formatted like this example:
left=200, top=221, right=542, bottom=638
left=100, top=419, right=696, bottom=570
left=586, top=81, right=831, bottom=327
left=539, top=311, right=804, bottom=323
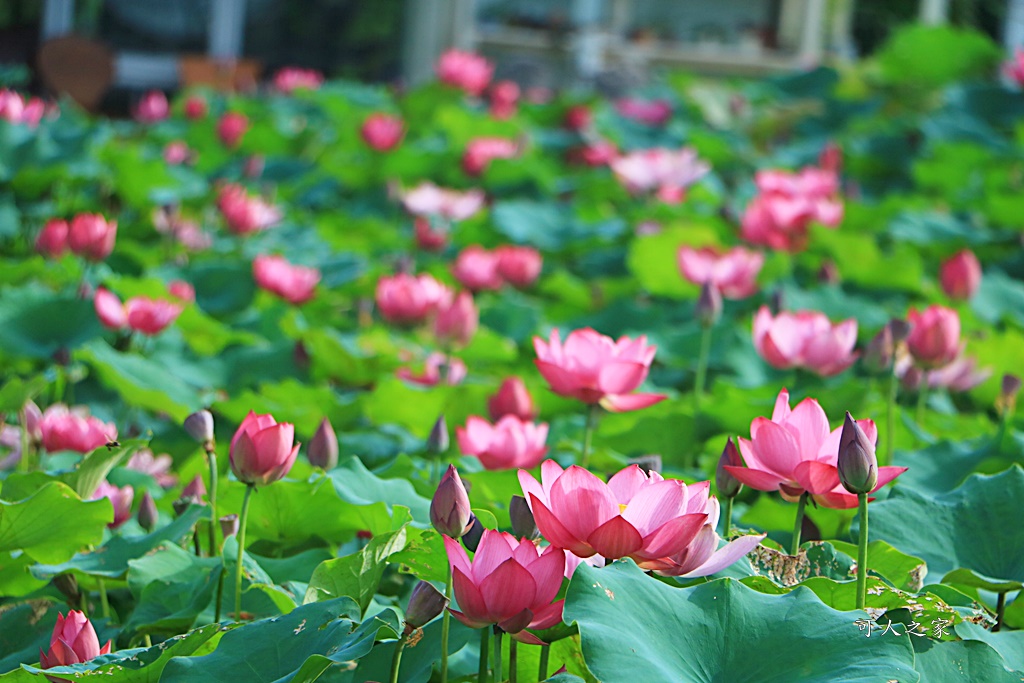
left=456, top=415, right=549, bottom=470
left=401, top=183, right=485, bottom=222
left=741, top=166, right=843, bottom=251
left=38, top=404, right=117, bottom=454
left=0, top=89, right=45, bottom=127
left=610, top=147, right=710, bottom=203
left=37, top=214, right=118, bottom=261
left=273, top=67, right=324, bottom=93
left=229, top=411, right=299, bottom=487
left=253, top=254, right=320, bottom=305
left=375, top=273, right=453, bottom=325
left=436, top=49, right=493, bottom=96
left=452, top=245, right=543, bottom=291
left=217, top=184, right=282, bottom=234
left=677, top=246, right=764, bottom=299
left=752, top=306, right=858, bottom=376
left=94, top=287, right=183, bottom=336
left=39, top=611, right=110, bottom=670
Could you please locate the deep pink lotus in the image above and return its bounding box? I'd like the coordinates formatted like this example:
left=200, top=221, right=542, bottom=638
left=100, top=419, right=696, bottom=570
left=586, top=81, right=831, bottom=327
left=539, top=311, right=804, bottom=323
left=495, top=246, right=542, bottom=288
left=677, top=246, right=764, bottom=299
left=463, top=137, right=518, bottom=176
left=452, top=246, right=503, bottom=292
left=752, top=306, right=858, bottom=376
left=519, top=461, right=709, bottom=566
left=572, top=139, right=617, bottom=167
left=38, top=405, right=116, bottom=454
left=396, top=352, right=466, bottom=387
left=91, top=480, right=134, bottom=528
left=183, top=95, right=207, bottom=120
left=39, top=610, right=111, bottom=671
left=906, top=305, right=960, bottom=368
left=436, top=49, right=493, bottom=96
left=36, top=219, right=69, bottom=258
left=741, top=167, right=843, bottom=251
left=433, top=291, right=478, bottom=347
left=414, top=217, right=447, bottom=252
left=133, top=90, right=169, bottom=123
left=229, top=411, right=299, bottom=487
left=457, top=415, right=548, bottom=470
left=610, top=147, right=710, bottom=203
left=488, top=377, right=536, bottom=421
left=217, top=184, right=282, bottom=235
left=94, top=288, right=182, bottom=336
left=534, top=328, right=665, bottom=412
left=401, top=183, right=485, bottom=222
left=564, top=105, right=592, bottom=132
left=723, top=388, right=907, bottom=509
left=444, top=529, right=564, bottom=643
left=217, top=111, right=249, bottom=148
left=272, top=67, right=324, bottom=93
left=940, top=249, right=982, bottom=301
left=361, top=113, right=405, bottom=152
left=375, top=273, right=452, bottom=325
left=615, top=98, right=672, bottom=126
left=67, top=214, right=117, bottom=261
left=253, top=254, right=320, bottom=305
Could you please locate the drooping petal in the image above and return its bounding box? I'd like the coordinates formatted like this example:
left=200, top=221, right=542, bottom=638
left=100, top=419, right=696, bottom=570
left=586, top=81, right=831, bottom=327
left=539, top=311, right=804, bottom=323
left=637, top=512, right=708, bottom=559
left=600, top=393, right=666, bottom=412
left=722, top=466, right=786, bottom=492
left=676, top=533, right=766, bottom=578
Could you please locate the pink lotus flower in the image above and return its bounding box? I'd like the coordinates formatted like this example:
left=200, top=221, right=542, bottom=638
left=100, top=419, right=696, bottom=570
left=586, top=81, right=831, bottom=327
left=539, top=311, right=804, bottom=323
left=273, top=67, right=324, bottom=93
left=94, top=288, right=182, bottom=336
left=133, top=90, right=169, bottom=123
left=444, top=529, right=564, bottom=643
left=36, top=219, right=69, bottom=258
left=723, top=388, right=907, bottom=509
left=677, top=246, right=764, bottom=299
left=463, top=137, right=519, bottom=176
left=414, top=217, right=448, bottom=252
left=741, top=168, right=843, bottom=252
left=183, top=95, right=207, bottom=120
left=1005, top=48, right=1024, bottom=87
left=519, top=461, right=708, bottom=566
left=396, top=352, right=466, bottom=387
left=38, top=405, right=117, bottom=454
left=163, top=141, right=192, bottom=165
left=457, top=415, right=548, bottom=470
left=243, top=154, right=264, bottom=179
left=572, top=139, right=618, bottom=167
left=906, top=305, right=960, bottom=368
left=752, top=306, right=858, bottom=376
left=496, top=246, right=542, bottom=288
left=217, top=111, right=249, bottom=148
left=402, top=183, right=485, bottom=222
left=488, top=377, right=536, bottom=421
left=610, top=148, right=710, bottom=203
left=452, top=246, right=503, bottom=291
left=564, top=105, right=592, bottom=132
left=897, top=350, right=991, bottom=393
left=436, top=49, right=494, bottom=96
left=489, top=80, right=520, bottom=119
left=127, top=449, right=177, bottom=488
left=217, top=184, right=282, bottom=235
left=615, top=98, right=672, bottom=126
left=533, top=328, right=665, bottom=412
left=168, top=280, right=195, bottom=303
left=0, top=89, right=45, bottom=127
left=91, top=480, right=134, bottom=528
left=361, top=113, right=405, bottom=152
left=940, top=249, right=982, bottom=300
left=375, top=273, right=452, bottom=325
left=434, top=291, right=478, bottom=346
left=229, top=411, right=299, bottom=487
left=253, top=254, right=320, bottom=305
left=67, top=214, right=117, bottom=261
left=39, top=611, right=111, bottom=671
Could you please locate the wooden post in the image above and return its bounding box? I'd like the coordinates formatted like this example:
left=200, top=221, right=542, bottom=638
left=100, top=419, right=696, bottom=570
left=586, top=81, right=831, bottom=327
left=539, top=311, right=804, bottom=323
left=798, top=0, right=826, bottom=64
left=919, top=0, right=949, bottom=25
left=208, top=0, right=248, bottom=59
left=41, top=0, right=75, bottom=40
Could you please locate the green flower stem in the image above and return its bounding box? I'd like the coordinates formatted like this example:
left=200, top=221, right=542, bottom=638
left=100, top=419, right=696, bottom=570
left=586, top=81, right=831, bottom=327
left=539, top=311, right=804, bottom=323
left=580, top=404, right=599, bottom=469
left=441, top=564, right=452, bottom=683
left=885, top=367, right=898, bottom=467
left=214, top=563, right=225, bottom=623
left=693, top=324, right=713, bottom=415
left=509, top=637, right=518, bottom=683
left=856, top=493, right=868, bottom=610
left=791, top=492, right=809, bottom=556
left=97, top=577, right=110, bottom=619
left=916, top=383, right=928, bottom=426
left=538, top=644, right=550, bottom=681
left=478, top=627, right=490, bottom=683
left=995, top=591, right=1007, bottom=632
left=388, top=633, right=409, bottom=683
left=206, top=445, right=219, bottom=557
left=234, top=484, right=255, bottom=621
left=18, top=413, right=30, bottom=473
left=722, top=496, right=734, bottom=537
left=493, top=628, right=503, bottom=683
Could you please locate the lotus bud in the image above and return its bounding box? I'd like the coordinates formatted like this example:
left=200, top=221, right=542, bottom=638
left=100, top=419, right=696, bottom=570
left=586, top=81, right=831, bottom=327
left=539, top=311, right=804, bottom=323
left=837, top=412, right=878, bottom=495
left=862, top=325, right=894, bottom=375
left=628, top=454, right=662, bottom=475
left=696, top=282, right=722, bottom=327
left=220, top=514, right=239, bottom=538
left=52, top=573, right=82, bottom=608
left=137, top=491, right=158, bottom=532
left=181, top=474, right=207, bottom=502
left=39, top=610, right=111, bottom=670
left=427, top=415, right=449, bottom=455
left=430, top=465, right=471, bottom=538
left=184, top=410, right=214, bottom=447
left=404, top=580, right=448, bottom=632
left=999, top=374, right=1021, bottom=416
left=487, top=377, right=536, bottom=421
left=716, top=437, right=744, bottom=499
left=308, top=418, right=338, bottom=470
left=462, top=515, right=483, bottom=552
left=509, top=495, right=538, bottom=540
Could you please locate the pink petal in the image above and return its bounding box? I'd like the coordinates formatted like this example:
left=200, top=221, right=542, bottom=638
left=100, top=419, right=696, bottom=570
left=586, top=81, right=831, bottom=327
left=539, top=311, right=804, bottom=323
left=597, top=360, right=648, bottom=395
left=619, top=479, right=686, bottom=536
left=784, top=398, right=831, bottom=459
left=526, top=547, right=566, bottom=607
left=443, top=535, right=473, bottom=578
left=638, top=512, right=708, bottom=559
left=548, top=466, right=619, bottom=542
left=452, top=567, right=489, bottom=624
left=749, top=419, right=803, bottom=480
left=873, top=466, right=908, bottom=491
left=677, top=533, right=766, bottom=578
left=600, top=393, right=666, bottom=412
left=480, top=558, right=537, bottom=622
left=606, top=465, right=649, bottom=504
left=722, top=465, right=787, bottom=492
left=449, top=608, right=489, bottom=630
left=585, top=515, right=644, bottom=559
left=470, top=530, right=516, bottom=582
left=528, top=599, right=565, bottom=631
left=530, top=495, right=593, bottom=557
left=793, top=461, right=841, bottom=495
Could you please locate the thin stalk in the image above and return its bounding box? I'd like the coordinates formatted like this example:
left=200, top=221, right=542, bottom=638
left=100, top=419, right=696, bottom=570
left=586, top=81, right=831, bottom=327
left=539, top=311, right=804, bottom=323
left=478, top=627, right=490, bottom=683
left=214, top=563, right=224, bottom=622
left=916, top=384, right=928, bottom=426
left=580, top=404, right=599, bottom=469
left=995, top=591, right=1007, bottom=632
left=493, top=628, right=504, bottom=683
left=441, top=564, right=453, bottom=683
left=856, top=493, right=868, bottom=610
left=143, top=634, right=152, bottom=648
left=18, top=412, right=30, bottom=473
left=884, top=367, right=898, bottom=467
left=388, top=633, right=409, bottom=683
left=97, top=577, right=110, bottom=619
left=206, top=446, right=219, bottom=557
left=233, top=484, right=255, bottom=621
left=790, top=492, right=808, bottom=556
left=693, top=324, right=713, bottom=414
left=722, top=496, right=734, bottom=537
left=509, top=637, right=518, bottom=683
left=538, top=644, right=550, bottom=681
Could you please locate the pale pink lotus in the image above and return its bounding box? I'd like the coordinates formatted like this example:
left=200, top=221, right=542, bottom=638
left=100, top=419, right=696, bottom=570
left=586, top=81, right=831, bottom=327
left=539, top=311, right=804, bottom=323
left=452, top=246, right=503, bottom=292
left=127, top=449, right=177, bottom=488
left=36, top=219, right=69, bottom=258
left=94, top=287, right=182, bottom=336
left=396, top=352, right=466, bottom=387
left=163, top=141, right=192, bottom=165
left=488, top=377, right=536, bottom=421
left=723, top=388, right=907, bottom=509
left=615, top=98, right=672, bottom=126
left=168, top=280, right=195, bottom=302
left=361, top=113, right=405, bottom=151
left=741, top=167, right=843, bottom=251
left=217, top=111, right=249, bottom=148
left=519, top=461, right=708, bottom=566
left=375, top=273, right=452, bottom=325
left=939, top=249, right=982, bottom=300
left=436, top=49, right=493, bottom=96
left=445, top=529, right=564, bottom=643
left=533, top=328, right=665, bottom=412
left=495, top=246, right=542, bottom=288
left=91, top=480, right=134, bottom=528
left=38, top=404, right=117, bottom=454
left=402, top=183, right=485, bottom=222
left=677, top=246, right=764, bottom=299
left=67, top=214, right=117, bottom=261
left=433, top=291, right=478, bottom=347
left=463, top=137, right=519, bottom=175
left=610, top=148, right=710, bottom=203
left=0, top=89, right=45, bottom=127
left=217, top=184, right=282, bottom=235
left=133, top=90, right=169, bottom=123
left=273, top=67, right=324, bottom=93
left=457, top=415, right=548, bottom=470
left=752, top=306, right=858, bottom=376
left=906, top=305, right=960, bottom=368
left=253, top=254, right=320, bottom=305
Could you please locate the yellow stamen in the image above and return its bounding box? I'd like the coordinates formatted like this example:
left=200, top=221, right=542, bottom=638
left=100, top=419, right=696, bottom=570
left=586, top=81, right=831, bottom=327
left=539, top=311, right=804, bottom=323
left=618, top=503, right=628, bottom=513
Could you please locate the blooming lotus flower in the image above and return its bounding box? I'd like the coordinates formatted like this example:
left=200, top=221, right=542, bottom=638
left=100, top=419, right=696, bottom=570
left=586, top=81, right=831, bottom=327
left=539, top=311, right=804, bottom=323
left=722, top=388, right=907, bottom=509
left=433, top=291, right=478, bottom=347
left=36, top=219, right=69, bottom=258
left=273, top=67, right=324, bottom=93
left=564, top=105, right=592, bottom=132
left=94, top=288, right=182, bottom=336
left=38, top=405, right=117, bottom=454
left=133, top=90, right=169, bottom=123
left=253, top=254, right=320, bottom=305
left=217, top=184, right=282, bottom=235
left=396, top=353, right=466, bottom=386
left=39, top=611, right=111, bottom=671
left=489, top=79, right=520, bottom=119
left=519, top=461, right=709, bottom=566
left=741, top=167, right=843, bottom=252
left=677, top=246, right=764, bottom=299
left=163, top=141, right=192, bottom=165
left=572, top=139, right=618, bottom=167
left=488, top=377, right=536, bottom=421
left=495, top=246, right=542, bottom=288
left=533, top=328, right=665, bottom=412
left=615, top=98, right=672, bottom=126
left=361, top=113, right=405, bottom=151
left=452, top=246, right=503, bottom=291
left=91, top=480, right=134, bottom=528
left=752, top=306, right=858, bottom=376
left=906, top=305, right=960, bottom=368
left=0, top=89, right=45, bottom=127
left=67, top=214, right=117, bottom=261
left=463, top=137, right=519, bottom=175
left=436, top=49, right=493, bottom=96
left=414, top=217, right=447, bottom=252
left=217, top=111, right=249, bottom=148
left=183, top=95, right=207, bottom=119
left=444, top=529, right=564, bottom=643
left=897, top=351, right=991, bottom=393
left=375, top=273, right=452, bottom=325
left=168, top=280, right=195, bottom=303
left=402, top=183, right=485, bottom=222
left=229, top=411, right=299, bottom=487
left=457, top=415, right=548, bottom=470
left=940, top=249, right=982, bottom=301
left=126, top=449, right=177, bottom=488
left=610, top=147, right=710, bottom=203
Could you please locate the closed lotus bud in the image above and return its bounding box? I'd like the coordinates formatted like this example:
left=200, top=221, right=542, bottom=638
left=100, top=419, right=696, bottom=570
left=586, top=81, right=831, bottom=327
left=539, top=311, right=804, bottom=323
left=837, top=412, right=878, bottom=495
left=53, top=573, right=82, bottom=607
left=229, top=411, right=300, bottom=487
left=509, top=495, right=538, bottom=540
left=181, top=474, right=207, bottom=502
left=716, top=438, right=744, bottom=499
left=184, top=410, right=214, bottom=446
left=628, top=454, right=662, bottom=476
left=862, top=325, right=894, bottom=374
left=137, top=491, right=158, bottom=532
left=940, top=249, right=982, bottom=300
left=430, top=465, right=471, bottom=537
left=404, top=580, right=448, bottom=631
left=39, top=610, right=111, bottom=670
left=427, top=415, right=449, bottom=454
left=487, top=377, right=536, bottom=421
left=1000, top=374, right=1022, bottom=416
left=308, top=418, right=338, bottom=470
left=462, top=515, right=483, bottom=552
left=697, top=282, right=722, bottom=327
left=220, top=514, right=239, bottom=538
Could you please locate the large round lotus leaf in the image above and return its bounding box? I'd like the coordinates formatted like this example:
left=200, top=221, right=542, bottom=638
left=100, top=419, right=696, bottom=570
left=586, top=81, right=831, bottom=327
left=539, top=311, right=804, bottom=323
left=564, top=560, right=918, bottom=683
